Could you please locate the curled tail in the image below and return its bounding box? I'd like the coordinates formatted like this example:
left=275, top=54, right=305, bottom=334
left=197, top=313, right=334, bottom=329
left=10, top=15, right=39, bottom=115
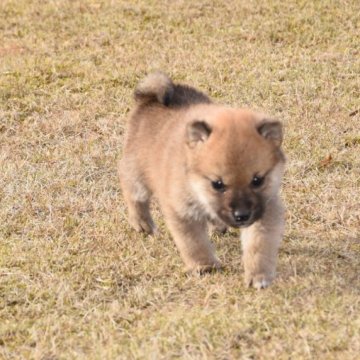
left=134, top=71, right=174, bottom=106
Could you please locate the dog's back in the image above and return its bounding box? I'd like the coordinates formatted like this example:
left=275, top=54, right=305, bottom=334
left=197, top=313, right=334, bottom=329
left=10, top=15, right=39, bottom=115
left=123, top=72, right=211, bottom=170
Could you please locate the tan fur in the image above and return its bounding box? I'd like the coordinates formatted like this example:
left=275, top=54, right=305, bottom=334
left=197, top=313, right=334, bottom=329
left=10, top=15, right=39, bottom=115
left=119, top=72, right=285, bottom=288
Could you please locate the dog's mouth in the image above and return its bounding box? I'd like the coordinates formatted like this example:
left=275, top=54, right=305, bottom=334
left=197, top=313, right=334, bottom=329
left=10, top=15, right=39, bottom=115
left=222, top=217, right=256, bottom=229
left=217, top=209, right=262, bottom=229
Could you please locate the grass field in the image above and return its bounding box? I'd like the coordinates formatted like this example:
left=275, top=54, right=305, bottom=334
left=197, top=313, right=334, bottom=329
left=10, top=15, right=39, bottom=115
left=1, top=0, right=359, bottom=358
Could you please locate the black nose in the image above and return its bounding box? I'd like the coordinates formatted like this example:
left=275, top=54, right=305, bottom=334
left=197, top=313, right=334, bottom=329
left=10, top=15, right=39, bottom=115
left=233, top=210, right=251, bottom=223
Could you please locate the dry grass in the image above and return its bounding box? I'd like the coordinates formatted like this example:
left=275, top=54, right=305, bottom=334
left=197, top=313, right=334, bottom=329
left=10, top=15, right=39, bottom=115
left=1, top=0, right=360, bottom=359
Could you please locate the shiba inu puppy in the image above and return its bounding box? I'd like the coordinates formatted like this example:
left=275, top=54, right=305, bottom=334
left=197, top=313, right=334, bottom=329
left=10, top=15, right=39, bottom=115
left=119, top=72, right=285, bottom=289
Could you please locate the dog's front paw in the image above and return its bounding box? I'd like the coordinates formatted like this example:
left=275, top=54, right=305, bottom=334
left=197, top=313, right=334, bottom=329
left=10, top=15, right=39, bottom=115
left=187, top=260, right=223, bottom=275
left=129, top=216, right=156, bottom=235
left=245, top=272, right=274, bottom=290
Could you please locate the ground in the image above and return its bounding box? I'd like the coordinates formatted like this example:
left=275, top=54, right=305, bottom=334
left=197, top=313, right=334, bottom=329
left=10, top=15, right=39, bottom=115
left=0, top=0, right=359, bottom=359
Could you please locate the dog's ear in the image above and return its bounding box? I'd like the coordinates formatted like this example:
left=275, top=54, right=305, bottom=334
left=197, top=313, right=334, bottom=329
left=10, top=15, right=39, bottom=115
left=186, top=120, right=212, bottom=147
left=257, top=119, right=283, bottom=147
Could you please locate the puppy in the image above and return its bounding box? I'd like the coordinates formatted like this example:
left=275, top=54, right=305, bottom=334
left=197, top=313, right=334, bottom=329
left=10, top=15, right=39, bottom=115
left=119, top=72, right=285, bottom=289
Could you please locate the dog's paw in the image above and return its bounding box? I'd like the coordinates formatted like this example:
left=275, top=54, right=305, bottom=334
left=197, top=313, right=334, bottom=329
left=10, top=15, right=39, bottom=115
left=129, top=216, right=157, bottom=235
left=245, top=273, right=274, bottom=290
left=187, top=261, right=223, bottom=275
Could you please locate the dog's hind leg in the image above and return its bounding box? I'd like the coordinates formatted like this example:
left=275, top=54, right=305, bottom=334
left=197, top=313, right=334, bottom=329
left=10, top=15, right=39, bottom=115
left=118, top=160, right=156, bottom=234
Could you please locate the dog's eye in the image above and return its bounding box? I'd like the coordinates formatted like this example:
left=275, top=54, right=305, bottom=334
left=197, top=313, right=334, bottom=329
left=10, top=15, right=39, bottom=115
left=251, top=175, right=265, bottom=188
left=211, top=180, right=226, bottom=192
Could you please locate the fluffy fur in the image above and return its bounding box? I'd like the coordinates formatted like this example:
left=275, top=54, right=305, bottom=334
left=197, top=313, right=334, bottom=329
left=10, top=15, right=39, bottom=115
left=119, top=72, right=285, bottom=289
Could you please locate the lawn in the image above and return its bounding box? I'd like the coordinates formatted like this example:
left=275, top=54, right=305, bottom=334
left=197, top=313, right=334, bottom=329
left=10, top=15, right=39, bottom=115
left=1, top=0, right=359, bottom=359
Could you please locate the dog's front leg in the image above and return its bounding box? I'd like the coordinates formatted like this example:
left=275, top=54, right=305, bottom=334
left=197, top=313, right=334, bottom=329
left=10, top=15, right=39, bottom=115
left=164, top=209, right=221, bottom=273
left=241, top=197, right=284, bottom=289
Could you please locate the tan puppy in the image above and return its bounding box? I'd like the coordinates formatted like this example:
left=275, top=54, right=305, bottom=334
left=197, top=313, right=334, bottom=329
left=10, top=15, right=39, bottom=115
left=119, top=72, right=285, bottom=289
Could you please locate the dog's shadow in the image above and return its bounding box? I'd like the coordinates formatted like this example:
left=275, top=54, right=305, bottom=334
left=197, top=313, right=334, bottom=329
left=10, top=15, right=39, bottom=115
left=215, top=232, right=360, bottom=292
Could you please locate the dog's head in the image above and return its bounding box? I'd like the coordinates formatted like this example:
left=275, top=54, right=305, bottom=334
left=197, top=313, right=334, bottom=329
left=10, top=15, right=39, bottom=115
left=185, top=106, right=285, bottom=228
